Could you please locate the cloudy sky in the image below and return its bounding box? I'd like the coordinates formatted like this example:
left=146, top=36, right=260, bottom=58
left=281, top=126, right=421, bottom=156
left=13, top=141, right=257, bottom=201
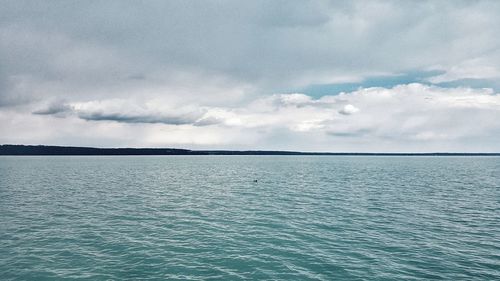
left=1, top=0, right=500, bottom=152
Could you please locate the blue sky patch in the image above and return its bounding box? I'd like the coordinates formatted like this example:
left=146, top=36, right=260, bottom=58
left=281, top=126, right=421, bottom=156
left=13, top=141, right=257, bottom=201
left=293, top=70, right=445, bottom=97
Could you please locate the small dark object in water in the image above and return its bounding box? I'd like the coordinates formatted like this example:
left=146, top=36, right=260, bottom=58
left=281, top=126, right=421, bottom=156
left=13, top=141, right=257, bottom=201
left=253, top=179, right=258, bottom=183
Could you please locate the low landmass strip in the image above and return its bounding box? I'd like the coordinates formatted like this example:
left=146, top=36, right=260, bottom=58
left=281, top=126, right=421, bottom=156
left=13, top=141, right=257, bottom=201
left=0, top=145, right=499, bottom=156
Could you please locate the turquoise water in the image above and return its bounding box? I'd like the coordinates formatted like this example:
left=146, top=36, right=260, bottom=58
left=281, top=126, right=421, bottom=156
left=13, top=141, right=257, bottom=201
left=0, top=156, right=499, bottom=280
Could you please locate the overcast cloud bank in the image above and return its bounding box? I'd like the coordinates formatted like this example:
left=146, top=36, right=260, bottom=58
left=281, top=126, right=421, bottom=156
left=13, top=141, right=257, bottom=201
left=1, top=1, right=500, bottom=151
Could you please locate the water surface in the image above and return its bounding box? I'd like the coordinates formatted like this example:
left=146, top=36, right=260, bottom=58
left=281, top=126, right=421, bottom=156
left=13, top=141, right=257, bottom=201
left=1, top=156, right=499, bottom=280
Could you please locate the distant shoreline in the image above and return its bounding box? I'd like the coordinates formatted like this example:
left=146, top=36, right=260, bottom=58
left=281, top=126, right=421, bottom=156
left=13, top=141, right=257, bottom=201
left=1, top=145, right=499, bottom=156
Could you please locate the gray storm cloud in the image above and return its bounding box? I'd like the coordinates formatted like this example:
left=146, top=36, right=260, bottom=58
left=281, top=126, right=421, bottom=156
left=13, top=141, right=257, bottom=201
left=2, top=0, right=500, bottom=106
left=32, top=102, right=72, bottom=116
left=76, top=111, right=204, bottom=126
left=33, top=101, right=212, bottom=126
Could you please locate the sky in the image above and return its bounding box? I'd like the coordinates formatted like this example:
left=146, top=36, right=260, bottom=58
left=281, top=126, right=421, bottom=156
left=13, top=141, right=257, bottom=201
left=1, top=0, right=500, bottom=152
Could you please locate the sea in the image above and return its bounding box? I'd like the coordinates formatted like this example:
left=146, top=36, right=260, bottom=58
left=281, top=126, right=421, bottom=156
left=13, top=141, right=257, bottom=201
left=0, top=156, right=499, bottom=280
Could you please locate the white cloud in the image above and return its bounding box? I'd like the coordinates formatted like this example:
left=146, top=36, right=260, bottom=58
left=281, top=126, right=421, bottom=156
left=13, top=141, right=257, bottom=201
left=5, top=83, right=496, bottom=152
left=428, top=57, right=500, bottom=83
left=338, top=104, right=360, bottom=115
